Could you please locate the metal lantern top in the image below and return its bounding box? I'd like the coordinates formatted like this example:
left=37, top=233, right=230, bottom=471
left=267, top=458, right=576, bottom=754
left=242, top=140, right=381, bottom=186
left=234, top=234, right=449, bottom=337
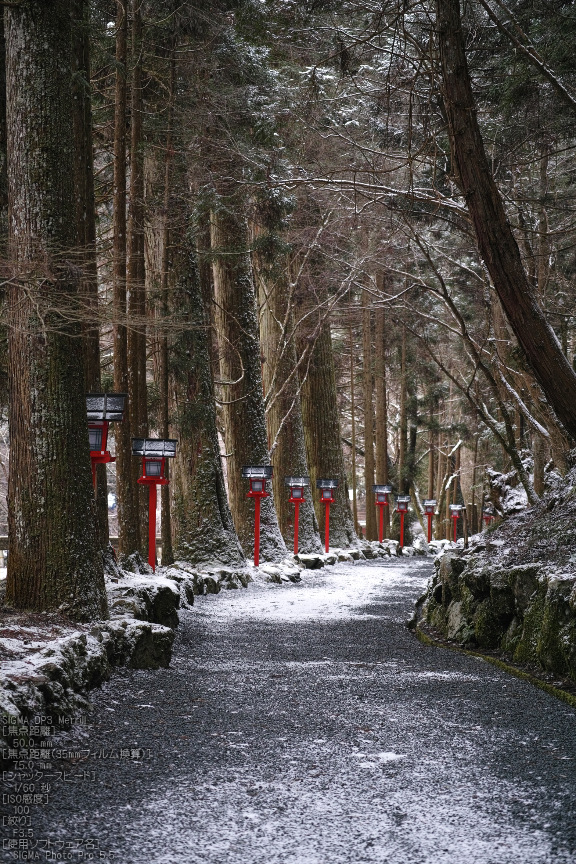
left=396, top=495, right=411, bottom=512
left=316, top=478, right=339, bottom=489
left=86, top=393, right=127, bottom=422
left=285, top=476, right=310, bottom=488
left=450, top=503, right=464, bottom=515
left=242, top=465, right=274, bottom=479
left=286, top=476, right=309, bottom=502
left=423, top=499, right=437, bottom=514
left=132, top=438, right=178, bottom=458
left=373, top=483, right=392, bottom=504
left=133, top=439, right=177, bottom=486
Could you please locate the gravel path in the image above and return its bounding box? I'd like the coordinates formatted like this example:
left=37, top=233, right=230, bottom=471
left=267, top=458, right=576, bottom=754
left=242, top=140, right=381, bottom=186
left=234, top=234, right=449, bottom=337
left=3, top=560, right=576, bottom=863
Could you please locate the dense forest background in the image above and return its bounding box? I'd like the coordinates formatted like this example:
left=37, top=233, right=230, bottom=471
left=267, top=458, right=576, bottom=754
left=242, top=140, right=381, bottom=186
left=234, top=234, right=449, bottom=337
left=4, top=0, right=576, bottom=618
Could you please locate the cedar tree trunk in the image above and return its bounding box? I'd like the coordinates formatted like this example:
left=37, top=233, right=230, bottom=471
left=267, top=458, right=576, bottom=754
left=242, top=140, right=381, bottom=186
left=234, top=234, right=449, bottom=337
left=362, top=289, right=377, bottom=540
left=72, top=0, right=109, bottom=548
left=211, top=198, right=287, bottom=562
left=299, top=315, right=358, bottom=549
left=113, top=0, right=139, bottom=559
left=126, top=0, right=146, bottom=555
left=254, top=247, right=321, bottom=554
left=170, top=224, right=245, bottom=568
left=5, top=0, right=106, bottom=618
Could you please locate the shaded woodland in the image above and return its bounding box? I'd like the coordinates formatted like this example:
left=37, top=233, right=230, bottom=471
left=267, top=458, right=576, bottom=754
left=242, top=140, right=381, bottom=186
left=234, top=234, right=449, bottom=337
left=4, top=0, right=576, bottom=618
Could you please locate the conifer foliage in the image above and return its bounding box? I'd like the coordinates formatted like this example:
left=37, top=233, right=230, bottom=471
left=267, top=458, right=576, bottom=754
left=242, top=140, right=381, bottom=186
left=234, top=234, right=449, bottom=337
left=4, top=1, right=576, bottom=615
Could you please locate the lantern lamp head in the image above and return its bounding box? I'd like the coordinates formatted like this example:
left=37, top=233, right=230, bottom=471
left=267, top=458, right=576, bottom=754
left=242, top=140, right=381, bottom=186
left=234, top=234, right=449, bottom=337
left=132, top=438, right=178, bottom=484
left=373, top=484, right=392, bottom=504
left=86, top=393, right=127, bottom=423
left=145, top=459, right=163, bottom=478
left=450, top=504, right=463, bottom=516
left=317, top=478, right=338, bottom=503
left=88, top=423, right=105, bottom=455
left=396, top=495, right=411, bottom=512
left=285, top=476, right=309, bottom=501
left=242, top=465, right=273, bottom=479
left=242, top=465, right=273, bottom=496
left=87, top=393, right=127, bottom=459
left=285, top=476, right=310, bottom=489
left=423, top=498, right=437, bottom=515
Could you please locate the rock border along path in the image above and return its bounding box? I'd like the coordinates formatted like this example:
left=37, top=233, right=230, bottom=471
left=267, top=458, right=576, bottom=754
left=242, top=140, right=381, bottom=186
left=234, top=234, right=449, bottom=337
left=3, top=560, right=576, bottom=863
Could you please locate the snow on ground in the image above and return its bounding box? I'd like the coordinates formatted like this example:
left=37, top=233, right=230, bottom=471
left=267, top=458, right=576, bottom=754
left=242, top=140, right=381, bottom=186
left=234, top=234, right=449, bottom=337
left=198, top=562, right=425, bottom=623
left=9, top=560, right=576, bottom=864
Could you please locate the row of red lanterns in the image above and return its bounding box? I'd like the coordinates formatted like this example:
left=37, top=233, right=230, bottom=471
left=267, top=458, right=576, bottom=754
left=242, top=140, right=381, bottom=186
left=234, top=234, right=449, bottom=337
left=86, top=393, right=496, bottom=571
left=87, top=393, right=177, bottom=572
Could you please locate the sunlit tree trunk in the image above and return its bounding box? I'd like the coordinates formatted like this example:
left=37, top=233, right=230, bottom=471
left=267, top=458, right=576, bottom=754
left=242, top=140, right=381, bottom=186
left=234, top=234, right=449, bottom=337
left=5, top=0, right=106, bottom=618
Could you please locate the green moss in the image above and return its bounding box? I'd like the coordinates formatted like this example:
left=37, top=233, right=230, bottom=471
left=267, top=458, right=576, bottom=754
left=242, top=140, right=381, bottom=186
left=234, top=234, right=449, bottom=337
left=514, top=590, right=546, bottom=665
left=460, top=582, right=479, bottom=619
left=536, top=596, right=570, bottom=675
left=414, top=626, right=576, bottom=711
left=474, top=599, right=506, bottom=649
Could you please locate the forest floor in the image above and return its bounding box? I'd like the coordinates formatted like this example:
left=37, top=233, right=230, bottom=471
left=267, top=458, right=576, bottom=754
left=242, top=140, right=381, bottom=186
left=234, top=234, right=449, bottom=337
left=3, top=560, right=576, bottom=863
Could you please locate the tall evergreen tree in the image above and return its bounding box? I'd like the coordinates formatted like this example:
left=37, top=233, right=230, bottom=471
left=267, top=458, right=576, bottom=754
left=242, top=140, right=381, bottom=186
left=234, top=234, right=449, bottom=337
left=5, top=0, right=106, bottom=618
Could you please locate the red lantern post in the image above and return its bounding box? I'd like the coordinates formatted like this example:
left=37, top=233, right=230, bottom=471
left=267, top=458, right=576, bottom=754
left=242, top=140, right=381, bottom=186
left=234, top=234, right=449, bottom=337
left=423, top=499, right=437, bottom=543
left=86, top=393, right=127, bottom=489
left=449, top=504, right=463, bottom=543
left=373, top=484, right=392, bottom=542
left=285, top=476, right=310, bottom=554
left=317, top=479, right=338, bottom=553
left=396, top=495, right=411, bottom=549
left=482, top=510, right=495, bottom=529
left=132, top=438, right=178, bottom=571
left=242, top=466, right=273, bottom=566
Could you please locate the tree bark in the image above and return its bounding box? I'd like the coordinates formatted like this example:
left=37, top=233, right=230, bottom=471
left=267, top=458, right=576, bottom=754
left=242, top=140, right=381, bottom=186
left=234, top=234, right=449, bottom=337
left=350, top=326, right=359, bottom=533
left=113, top=0, right=139, bottom=559
left=374, top=303, right=389, bottom=537
left=398, top=325, right=408, bottom=493
left=170, top=218, right=245, bottom=568
left=427, top=401, right=436, bottom=500
left=211, top=194, right=287, bottom=562
left=253, top=238, right=321, bottom=554
left=298, top=311, right=358, bottom=549
left=126, top=0, right=146, bottom=555
left=72, top=0, right=109, bottom=549
left=5, top=0, right=106, bottom=618
left=158, top=51, right=176, bottom=567
left=362, top=289, right=377, bottom=540
left=436, top=0, right=576, bottom=441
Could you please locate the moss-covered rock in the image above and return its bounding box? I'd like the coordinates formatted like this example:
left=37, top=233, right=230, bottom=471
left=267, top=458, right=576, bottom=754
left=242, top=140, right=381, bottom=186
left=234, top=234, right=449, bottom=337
left=421, top=541, right=576, bottom=681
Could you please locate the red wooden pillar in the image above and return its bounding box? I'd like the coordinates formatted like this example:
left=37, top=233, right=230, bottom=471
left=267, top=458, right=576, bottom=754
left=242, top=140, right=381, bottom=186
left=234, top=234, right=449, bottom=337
left=324, top=501, right=330, bottom=553
left=293, top=501, right=300, bottom=554
left=148, top=482, right=157, bottom=571
left=243, top=466, right=273, bottom=566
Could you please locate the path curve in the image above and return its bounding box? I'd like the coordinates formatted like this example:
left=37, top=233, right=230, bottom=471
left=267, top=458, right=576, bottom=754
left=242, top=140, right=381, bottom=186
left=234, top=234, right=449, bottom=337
left=6, top=561, right=576, bottom=863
